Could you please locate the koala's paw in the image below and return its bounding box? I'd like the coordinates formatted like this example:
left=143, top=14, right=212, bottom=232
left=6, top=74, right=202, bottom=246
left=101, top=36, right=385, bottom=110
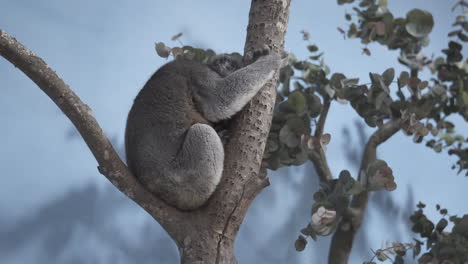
left=243, top=45, right=270, bottom=62
left=252, top=45, right=271, bottom=61
left=247, top=47, right=289, bottom=68
left=277, top=50, right=289, bottom=68
left=267, top=50, right=289, bottom=69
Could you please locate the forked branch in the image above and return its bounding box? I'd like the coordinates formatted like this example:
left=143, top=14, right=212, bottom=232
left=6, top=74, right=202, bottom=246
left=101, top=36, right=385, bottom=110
left=0, top=29, right=183, bottom=231
left=328, top=119, right=401, bottom=264
left=309, top=99, right=333, bottom=182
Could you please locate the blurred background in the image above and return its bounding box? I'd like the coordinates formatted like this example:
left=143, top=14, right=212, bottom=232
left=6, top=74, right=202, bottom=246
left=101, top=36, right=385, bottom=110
left=0, top=0, right=466, bottom=263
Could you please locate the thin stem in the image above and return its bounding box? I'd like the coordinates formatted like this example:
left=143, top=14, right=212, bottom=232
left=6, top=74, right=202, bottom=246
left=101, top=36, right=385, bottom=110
left=315, top=99, right=331, bottom=137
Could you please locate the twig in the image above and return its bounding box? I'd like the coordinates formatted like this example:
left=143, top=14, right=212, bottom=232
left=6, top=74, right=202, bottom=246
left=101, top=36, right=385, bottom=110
left=309, top=99, right=333, bottom=181
left=315, top=99, right=331, bottom=137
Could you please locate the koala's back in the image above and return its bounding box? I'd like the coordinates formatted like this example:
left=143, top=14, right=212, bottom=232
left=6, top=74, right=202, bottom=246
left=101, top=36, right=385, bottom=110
left=125, top=59, right=210, bottom=184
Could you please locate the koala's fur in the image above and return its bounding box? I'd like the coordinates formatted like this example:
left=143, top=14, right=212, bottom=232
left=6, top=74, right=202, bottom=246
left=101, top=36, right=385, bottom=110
left=125, top=51, right=288, bottom=210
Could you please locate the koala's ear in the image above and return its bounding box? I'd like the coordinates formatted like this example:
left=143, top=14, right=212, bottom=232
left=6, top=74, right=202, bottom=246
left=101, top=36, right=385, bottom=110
left=207, top=55, right=218, bottom=65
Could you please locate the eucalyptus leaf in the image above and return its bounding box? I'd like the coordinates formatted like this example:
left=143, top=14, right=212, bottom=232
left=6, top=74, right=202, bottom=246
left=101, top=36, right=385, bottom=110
left=378, top=0, right=388, bottom=7
left=417, top=81, right=429, bottom=90
left=370, top=73, right=390, bottom=93
left=288, top=91, right=308, bottom=115
left=307, top=94, right=323, bottom=118
left=155, top=42, right=171, bottom=58
left=382, top=68, right=395, bottom=86
left=307, top=45, right=319, bottom=52
left=458, top=31, right=468, bottom=41
left=279, top=118, right=308, bottom=148
left=341, top=78, right=359, bottom=88
left=405, top=9, right=434, bottom=38
left=309, top=52, right=324, bottom=60
left=330, top=73, right=347, bottom=89
left=398, top=71, right=410, bottom=89
left=295, top=235, right=307, bottom=251
left=433, top=143, right=443, bottom=153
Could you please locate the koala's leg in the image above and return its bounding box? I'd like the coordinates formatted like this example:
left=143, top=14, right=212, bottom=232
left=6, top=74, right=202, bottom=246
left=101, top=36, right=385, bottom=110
left=170, top=123, right=224, bottom=210
left=195, top=51, right=289, bottom=122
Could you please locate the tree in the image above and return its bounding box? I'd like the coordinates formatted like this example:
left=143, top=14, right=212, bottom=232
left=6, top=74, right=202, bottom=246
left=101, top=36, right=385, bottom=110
left=1, top=0, right=467, bottom=264
left=262, top=0, right=467, bottom=263
left=1, top=0, right=291, bottom=263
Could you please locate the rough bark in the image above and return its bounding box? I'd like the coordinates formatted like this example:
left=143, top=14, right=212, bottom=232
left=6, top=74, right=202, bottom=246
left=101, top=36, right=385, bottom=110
left=0, top=0, right=291, bottom=263
left=328, top=119, right=401, bottom=264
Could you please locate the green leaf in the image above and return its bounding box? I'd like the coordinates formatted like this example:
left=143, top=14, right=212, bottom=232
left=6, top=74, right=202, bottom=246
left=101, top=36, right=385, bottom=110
left=458, top=31, right=468, bottom=41
left=278, top=101, right=295, bottom=113
left=155, top=42, right=171, bottom=58
left=382, top=68, right=395, bottom=86
left=330, top=73, right=347, bottom=89
left=307, top=94, right=323, bottom=118
left=307, top=45, right=319, bottom=52
left=295, top=235, right=307, bottom=251
left=454, top=135, right=465, bottom=142
left=309, top=52, right=324, bottom=60
left=405, top=9, right=434, bottom=38
left=341, top=78, right=359, bottom=88
left=443, top=134, right=455, bottom=146
left=417, top=81, right=428, bottom=90
left=378, top=0, right=388, bottom=6
left=413, top=239, right=422, bottom=258
left=369, top=73, right=389, bottom=93
left=348, top=23, right=358, bottom=38
left=398, top=71, right=409, bottom=89
left=288, top=91, right=307, bottom=115
left=279, top=117, right=308, bottom=148
left=448, top=29, right=463, bottom=37
left=435, top=218, right=448, bottom=232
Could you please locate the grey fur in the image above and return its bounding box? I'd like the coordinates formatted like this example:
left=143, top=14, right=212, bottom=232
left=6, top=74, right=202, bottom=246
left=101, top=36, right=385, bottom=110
left=125, top=51, right=288, bottom=210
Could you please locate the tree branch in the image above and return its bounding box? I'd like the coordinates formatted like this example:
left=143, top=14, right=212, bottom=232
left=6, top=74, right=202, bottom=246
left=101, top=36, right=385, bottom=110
left=308, top=149, right=333, bottom=182
left=309, top=99, right=333, bottom=182
left=0, top=29, right=184, bottom=235
left=328, top=119, right=401, bottom=264
left=315, top=99, right=331, bottom=137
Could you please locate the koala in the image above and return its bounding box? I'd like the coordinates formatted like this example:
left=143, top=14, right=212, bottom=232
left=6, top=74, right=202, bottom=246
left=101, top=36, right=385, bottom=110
left=125, top=50, right=288, bottom=210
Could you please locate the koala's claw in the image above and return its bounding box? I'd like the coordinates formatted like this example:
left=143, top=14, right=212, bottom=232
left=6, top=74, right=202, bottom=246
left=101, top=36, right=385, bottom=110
left=247, top=47, right=289, bottom=68
left=266, top=50, right=289, bottom=68
left=279, top=50, right=289, bottom=68
left=250, top=45, right=270, bottom=61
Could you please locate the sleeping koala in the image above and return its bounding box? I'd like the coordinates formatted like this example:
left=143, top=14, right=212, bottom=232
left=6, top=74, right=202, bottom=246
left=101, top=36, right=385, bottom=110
left=125, top=50, right=288, bottom=210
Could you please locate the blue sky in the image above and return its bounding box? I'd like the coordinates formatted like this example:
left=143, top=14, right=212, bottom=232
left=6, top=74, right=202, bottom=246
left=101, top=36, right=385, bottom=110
left=0, top=0, right=466, bottom=263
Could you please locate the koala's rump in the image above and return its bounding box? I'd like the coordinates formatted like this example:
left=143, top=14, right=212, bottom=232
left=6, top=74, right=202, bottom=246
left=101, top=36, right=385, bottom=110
left=125, top=63, right=209, bottom=185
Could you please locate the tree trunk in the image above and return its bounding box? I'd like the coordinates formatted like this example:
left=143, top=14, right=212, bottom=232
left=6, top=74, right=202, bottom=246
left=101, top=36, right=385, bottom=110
left=178, top=230, right=237, bottom=264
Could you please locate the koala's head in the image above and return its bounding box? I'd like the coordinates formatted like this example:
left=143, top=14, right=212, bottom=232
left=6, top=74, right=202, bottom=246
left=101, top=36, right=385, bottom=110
left=208, top=53, right=243, bottom=77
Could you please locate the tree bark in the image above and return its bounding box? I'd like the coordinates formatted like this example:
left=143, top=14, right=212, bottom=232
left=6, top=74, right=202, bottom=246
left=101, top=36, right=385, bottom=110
left=0, top=0, right=291, bottom=263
